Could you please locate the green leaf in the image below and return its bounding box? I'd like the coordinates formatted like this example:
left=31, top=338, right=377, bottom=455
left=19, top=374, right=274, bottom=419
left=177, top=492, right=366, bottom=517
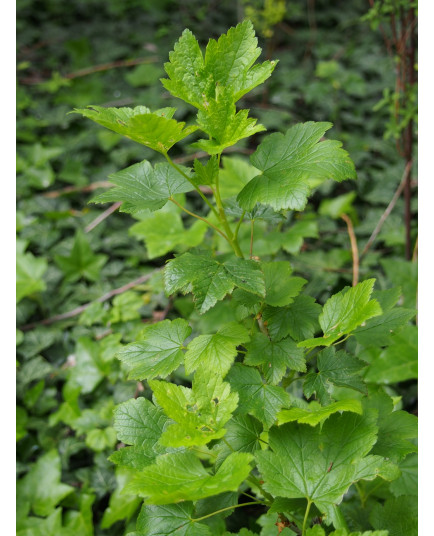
left=303, top=347, right=367, bottom=405
left=92, top=161, right=195, bottom=214
left=17, top=450, right=74, bottom=517
left=277, top=399, right=363, bottom=426
left=54, top=230, right=108, bottom=283
left=130, top=208, right=207, bottom=259
left=262, top=261, right=307, bottom=307
left=116, top=319, right=191, bottom=380
left=263, top=295, right=321, bottom=342
left=363, top=325, right=417, bottom=384
left=214, top=414, right=263, bottom=468
left=362, top=391, right=417, bottom=463
left=244, top=333, right=306, bottom=384
left=369, top=496, right=417, bottom=536
left=162, top=21, right=276, bottom=110
left=298, top=279, right=382, bottom=348
left=319, top=192, right=357, bottom=219
left=125, top=451, right=253, bottom=504
left=219, top=156, right=259, bottom=199
left=135, top=502, right=212, bottom=536
left=73, top=105, right=198, bottom=153
left=164, top=253, right=265, bottom=313
left=193, top=156, right=219, bottom=186
left=101, top=468, right=142, bottom=529
left=226, top=364, right=291, bottom=427
left=16, top=250, right=47, bottom=303
left=185, top=322, right=250, bottom=376
left=149, top=366, right=238, bottom=446
left=256, top=412, right=396, bottom=524
left=237, top=122, right=356, bottom=211
left=389, top=453, right=417, bottom=497
left=194, top=88, right=265, bottom=154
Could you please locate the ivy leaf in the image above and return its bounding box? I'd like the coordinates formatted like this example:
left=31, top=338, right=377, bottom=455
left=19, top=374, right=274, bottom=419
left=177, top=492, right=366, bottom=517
left=125, top=451, right=253, bottom=504
left=262, top=261, right=307, bottom=307
left=303, top=347, right=367, bottom=405
left=214, top=414, right=263, bottom=468
left=149, top=366, right=239, bottom=447
left=277, top=399, right=363, bottom=427
left=135, top=502, right=212, bottom=536
left=91, top=161, right=195, bottom=214
left=54, top=230, right=108, bottom=283
left=244, top=333, right=306, bottom=384
left=226, top=364, right=291, bottom=427
left=263, top=295, right=321, bottom=342
left=363, top=325, right=417, bottom=384
left=164, top=253, right=265, bottom=313
left=185, top=322, right=250, bottom=376
left=129, top=204, right=207, bottom=259
left=72, top=105, right=198, bottom=153
left=237, top=122, right=356, bottom=211
left=256, top=412, right=397, bottom=525
left=17, top=450, right=74, bottom=516
left=16, top=250, right=47, bottom=303
left=298, top=279, right=382, bottom=348
left=116, top=319, right=191, bottom=380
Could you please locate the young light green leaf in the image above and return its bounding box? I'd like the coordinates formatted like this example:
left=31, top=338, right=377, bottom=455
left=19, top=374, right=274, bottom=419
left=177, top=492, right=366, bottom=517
left=116, top=319, right=191, bottom=380
left=91, top=161, right=195, bottom=214
left=135, top=502, right=212, bottom=536
left=277, top=399, right=362, bottom=427
left=262, top=261, right=307, bottom=307
left=125, top=451, right=253, bottom=504
left=185, top=322, right=250, bottom=376
left=226, top=363, right=291, bottom=427
left=244, top=332, right=306, bottom=385
left=149, top=367, right=238, bottom=447
left=263, top=295, right=321, bottom=342
left=303, top=347, right=367, bottom=405
left=161, top=21, right=276, bottom=110
left=195, top=89, right=265, bottom=154
left=193, top=156, right=219, bottom=186
left=72, top=105, right=198, bottom=153
left=298, top=279, right=382, bottom=348
left=237, top=122, right=356, bottom=211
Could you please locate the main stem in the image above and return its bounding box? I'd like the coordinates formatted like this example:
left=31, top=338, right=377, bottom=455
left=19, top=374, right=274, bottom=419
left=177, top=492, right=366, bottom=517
left=214, top=153, right=244, bottom=258
left=191, top=501, right=264, bottom=523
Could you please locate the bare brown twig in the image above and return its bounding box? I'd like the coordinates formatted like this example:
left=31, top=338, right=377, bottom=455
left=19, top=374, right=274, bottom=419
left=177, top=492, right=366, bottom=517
left=21, top=270, right=160, bottom=331
left=340, top=213, right=359, bottom=287
left=85, top=202, right=121, bottom=233
left=361, top=160, right=412, bottom=259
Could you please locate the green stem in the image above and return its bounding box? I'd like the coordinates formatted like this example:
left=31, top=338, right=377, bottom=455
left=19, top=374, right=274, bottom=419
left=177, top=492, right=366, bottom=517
left=234, top=209, right=246, bottom=242
left=169, top=197, right=230, bottom=243
left=191, top=501, right=263, bottom=523
left=302, top=499, right=313, bottom=536
left=214, top=153, right=244, bottom=258
left=164, top=152, right=219, bottom=217
left=246, top=474, right=274, bottom=504
left=354, top=482, right=366, bottom=508
left=250, top=219, right=255, bottom=258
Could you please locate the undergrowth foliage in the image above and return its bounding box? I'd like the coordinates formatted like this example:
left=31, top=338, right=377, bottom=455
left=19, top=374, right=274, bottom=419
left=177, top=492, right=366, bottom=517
left=74, top=21, right=417, bottom=536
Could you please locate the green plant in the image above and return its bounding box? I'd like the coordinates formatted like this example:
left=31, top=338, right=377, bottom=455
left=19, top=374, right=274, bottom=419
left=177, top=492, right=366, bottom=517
left=70, top=20, right=416, bottom=536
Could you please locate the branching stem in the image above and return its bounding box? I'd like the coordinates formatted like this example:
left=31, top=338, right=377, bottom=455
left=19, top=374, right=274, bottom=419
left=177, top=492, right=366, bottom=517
left=302, top=498, right=313, bottom=535
left=164, top=152, right=218, bottom=217
left=191, top=501, right=264, bottom=523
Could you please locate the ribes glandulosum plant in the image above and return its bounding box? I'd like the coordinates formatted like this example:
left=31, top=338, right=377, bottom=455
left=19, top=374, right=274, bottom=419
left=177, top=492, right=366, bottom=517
left=75, top=20, right=417, bottom=536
